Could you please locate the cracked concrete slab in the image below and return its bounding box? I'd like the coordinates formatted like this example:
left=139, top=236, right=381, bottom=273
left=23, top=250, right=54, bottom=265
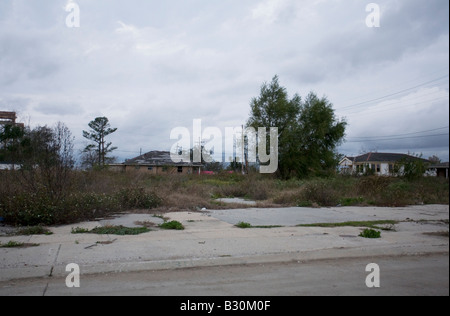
left=0, top=205, right=448, bottom=285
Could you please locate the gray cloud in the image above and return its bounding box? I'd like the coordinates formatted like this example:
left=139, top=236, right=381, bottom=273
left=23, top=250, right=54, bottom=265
left=34, top=101, right=83, bottom=116
left=0, top=0, right=448, bottom=162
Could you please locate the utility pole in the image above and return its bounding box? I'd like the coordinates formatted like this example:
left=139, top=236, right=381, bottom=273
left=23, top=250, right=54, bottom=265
left=241, top=125, right=245, bottom=175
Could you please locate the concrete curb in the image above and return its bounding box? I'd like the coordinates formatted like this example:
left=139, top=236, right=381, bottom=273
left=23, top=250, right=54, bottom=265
left=2, top=242, right=448, bottom=282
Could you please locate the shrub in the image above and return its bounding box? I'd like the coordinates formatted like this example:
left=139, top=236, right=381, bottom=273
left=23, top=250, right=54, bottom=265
left=116, top=187, right=162, bottom=209
left=0, top=188, right=162, bottom=226
left=359, top=228, right=381, bottom=239
left=339, top=197, right=365, bottom=206
left=357, top=176, right=392, bottom=196
left=235, top=222, right=252, bottom=229
left=299, top=179, right=338, bottom=206
left=159, top=220, right=184, bottom=230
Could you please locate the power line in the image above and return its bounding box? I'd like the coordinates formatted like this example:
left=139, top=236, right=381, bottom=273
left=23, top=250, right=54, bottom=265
left=348, top=126, right=450, bottom=140
left=346, top=133, right=449, bottom=143
left=342, top=93, right=449, bottom=117
left=337, top=71, right=450, bottom=104
left=338, top=74, right=449, bottom=112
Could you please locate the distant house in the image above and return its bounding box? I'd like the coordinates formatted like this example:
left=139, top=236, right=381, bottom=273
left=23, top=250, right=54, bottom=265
left=109, top=151, right=203, bottom=175
left=0, top=111, right=24, bottom=128
left=339, top=152, right=430, bottom=176
left=338, top=156, right=354, bottom=174
left=428, top=162, right=449, bottom=179
left=0, top=164, right=20, bottom=171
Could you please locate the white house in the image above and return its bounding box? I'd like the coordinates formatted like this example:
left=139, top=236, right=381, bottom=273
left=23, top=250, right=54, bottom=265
left=339, top=152, right=430, bottom=176
left=0, top=164, right=20, bottom=171
left=338, top=156, right=354, bottom=174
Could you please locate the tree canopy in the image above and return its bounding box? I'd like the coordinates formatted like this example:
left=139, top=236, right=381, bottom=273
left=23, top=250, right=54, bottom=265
left=247, top=76, right=347, bottom=178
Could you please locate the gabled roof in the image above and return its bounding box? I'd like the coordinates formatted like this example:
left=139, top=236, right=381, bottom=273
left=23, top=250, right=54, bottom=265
left=124, top=151, right=202, bottom=167
left=353, top=152, right=430, bottom=163
left=339, top=156, right=355, bottom=165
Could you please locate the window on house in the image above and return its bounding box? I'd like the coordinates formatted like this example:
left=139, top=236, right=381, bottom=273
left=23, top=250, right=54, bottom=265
left=178, top=166, right=183, bottom=173
left=389, top=164, right=393, bottom=173
left=376, top=164, right=380, bottom=173
left=148, top=167, right=153, bottom=171
left=162, top=166, right=168, bottom=172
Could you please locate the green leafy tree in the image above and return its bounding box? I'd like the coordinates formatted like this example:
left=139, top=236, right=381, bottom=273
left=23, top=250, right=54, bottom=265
left=247, top=76, right=347, bottom=178
left=247, top=75, right=301, bottom=177
left=0, top=124, right=25, bottom=166
left=394, top=154, right=429, bottom=180
left=295, top=92, right=347, bottom=177
left=82, top=117, right=118, bottom=168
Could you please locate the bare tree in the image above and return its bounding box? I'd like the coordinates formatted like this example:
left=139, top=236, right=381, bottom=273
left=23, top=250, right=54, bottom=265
left=16, top=122, right=75, bottom=201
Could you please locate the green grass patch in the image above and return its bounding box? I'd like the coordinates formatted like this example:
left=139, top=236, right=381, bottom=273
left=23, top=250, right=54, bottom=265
left=159, top=220, right=184, bottom=230
left=71, top=225, right=150, bottom=235
left=90, top=226, right=150, bottom=235
left=235, top=221, right=283, bottom=229
left=71, top=227, right=90, bottom=234
left=16, top=226, right=53, bottom=236
left=338, top=197, right=365, bottom=206
left=297, top=220, right=398, bottom=230
left=0, top=241, right=40, bottom=248
left=235, top=222, right=252, bottom=228
left=359, top=228, right=381, bottom=239
left=297, top=201, right=313, bottom=207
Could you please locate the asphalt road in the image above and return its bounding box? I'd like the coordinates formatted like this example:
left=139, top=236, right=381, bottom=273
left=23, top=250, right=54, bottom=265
left=1, top=253, right=448, bottom=296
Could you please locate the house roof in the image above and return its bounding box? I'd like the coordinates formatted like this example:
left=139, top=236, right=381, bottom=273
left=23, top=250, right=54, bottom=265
left=428, top=162, right=449, bottom=169
left=352, top=152, right=430, bottom=163
left=124, top=151, right=202, bottom=167
left=339, top=157, right=354, bottom=165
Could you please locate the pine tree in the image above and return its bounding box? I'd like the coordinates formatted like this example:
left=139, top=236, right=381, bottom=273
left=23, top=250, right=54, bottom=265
left=82, top=117, right=118, bottom=168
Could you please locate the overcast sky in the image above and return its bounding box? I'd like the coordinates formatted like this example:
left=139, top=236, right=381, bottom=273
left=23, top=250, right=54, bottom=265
left=1, top=0, right=448, bottom=163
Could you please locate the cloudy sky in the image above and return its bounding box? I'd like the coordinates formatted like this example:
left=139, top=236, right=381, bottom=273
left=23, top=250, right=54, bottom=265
left=1, top=0, right=449, bottom=163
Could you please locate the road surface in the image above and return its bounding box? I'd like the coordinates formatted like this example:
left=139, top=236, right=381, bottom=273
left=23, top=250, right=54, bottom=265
left=1, top=253, right=447, bottom=296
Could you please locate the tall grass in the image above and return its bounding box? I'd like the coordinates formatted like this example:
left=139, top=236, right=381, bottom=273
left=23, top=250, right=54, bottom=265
left=0, top=170, right=162, bottom=226
left=1, top=169, right=448, bottom=226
